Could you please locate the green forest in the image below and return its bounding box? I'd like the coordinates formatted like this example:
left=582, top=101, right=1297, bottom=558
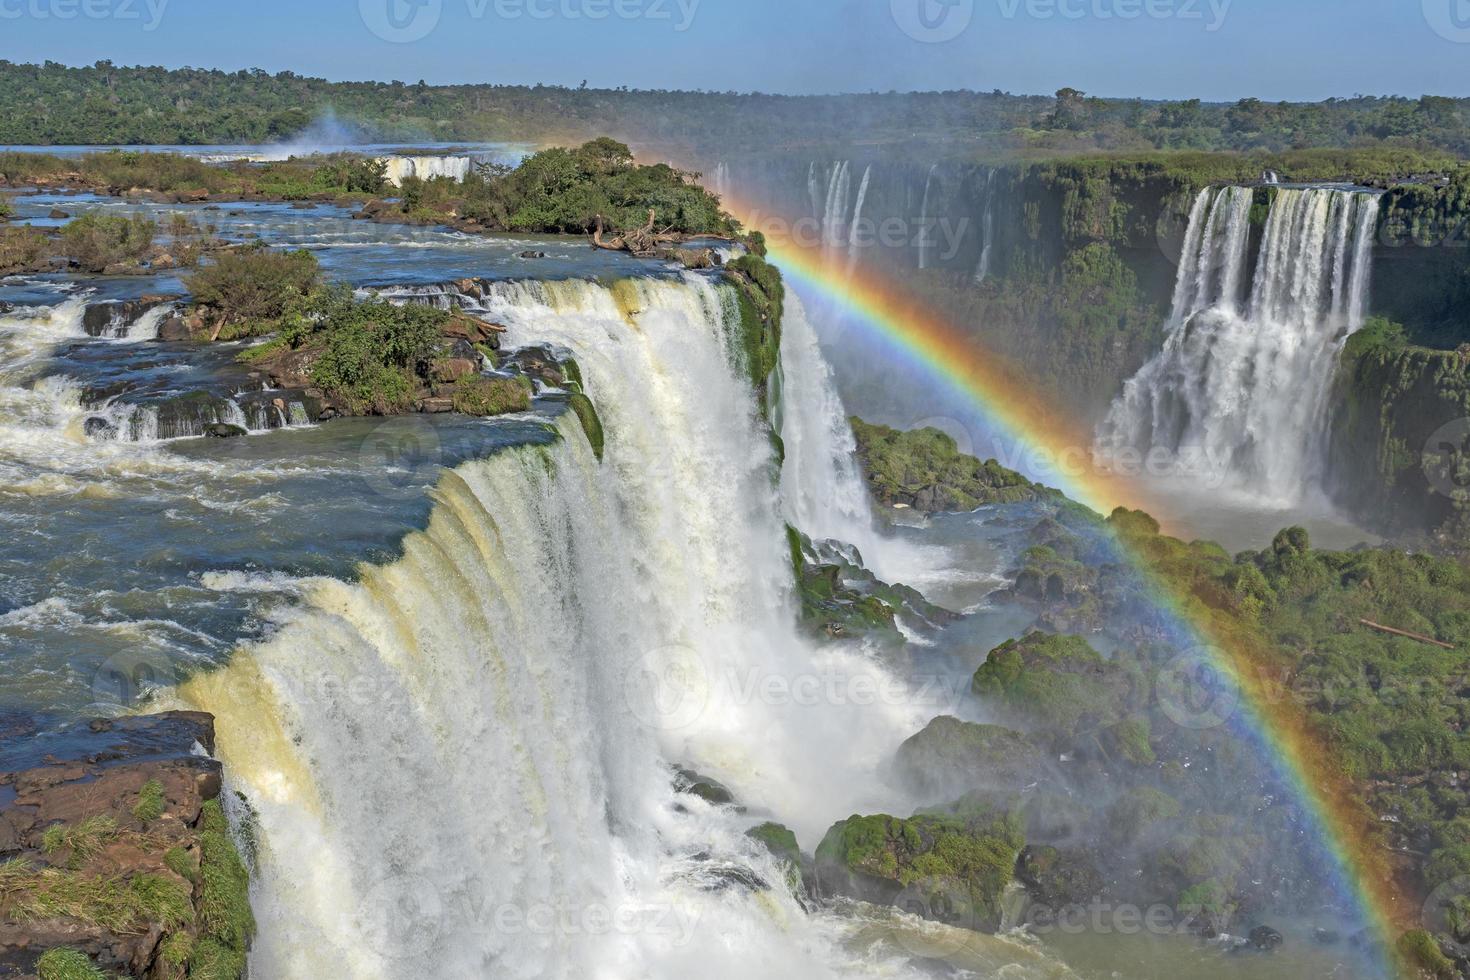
left=4, top=61, right=1470, bottom=157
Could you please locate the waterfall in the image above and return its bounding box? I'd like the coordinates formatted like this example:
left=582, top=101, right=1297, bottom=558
left=974, top=169, right=996, bottom=285
left=381, top=155, right=475, bottom=186
left=846, top=165, right=872, bottom=275
left=917, top=165, right=937, bottom=270
left=1097, top=186, right=1382, bottom=505
left=182, top=276, right=944, bottom=979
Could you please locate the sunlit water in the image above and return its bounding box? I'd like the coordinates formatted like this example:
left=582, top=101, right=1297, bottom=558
left=0, top=186, right=1373, bottom=978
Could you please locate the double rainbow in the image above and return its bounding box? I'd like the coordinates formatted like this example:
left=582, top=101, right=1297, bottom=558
left=731, top=203, right=1413, bottom=976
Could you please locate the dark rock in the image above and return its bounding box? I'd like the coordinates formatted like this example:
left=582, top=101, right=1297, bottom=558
left=1250, top=926, right=1284, bottom=951
left=429, top=357, right=478, bottom=384
left=82, top=417, right=117, bottom=440
left=674, top=768, right=736, bottom=806
left=47, top=207, right=69, bottom=219
left=501, top=345, right=568, bottom=387
left=157, top=315, right=192, bottom=341
left=418, top=397, right=454, bottom=414
left=204, top=422, right=248, bottom=439
left=518, top=250, right=549, bottom=259
left=893, top=716, right=1048, bottom=798
left=1016, top=845, right=1105, bottom=909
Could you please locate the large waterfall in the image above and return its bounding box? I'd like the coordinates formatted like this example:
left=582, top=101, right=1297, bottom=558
left=177, top=276, right=998, bottom=979
left=1096, top=186, right=1381, bottom=505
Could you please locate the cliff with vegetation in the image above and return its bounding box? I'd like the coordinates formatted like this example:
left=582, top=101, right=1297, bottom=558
left=1327, top=319, right=1470, bottom=553
left=0, top=713, right=252, bottom=979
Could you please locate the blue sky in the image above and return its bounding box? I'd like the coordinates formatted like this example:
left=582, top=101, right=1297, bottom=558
left=0, top=0, right=1464, bottom=100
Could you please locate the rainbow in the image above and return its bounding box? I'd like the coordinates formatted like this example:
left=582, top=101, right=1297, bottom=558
left=730, top=206, right=1412, bottom=975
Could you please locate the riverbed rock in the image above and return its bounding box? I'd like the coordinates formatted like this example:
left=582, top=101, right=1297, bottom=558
left=892, top=717, right=1048, bottom=798
left=47, top=208, right=69, bottom=219
left=1249, top=925, right=1284, bottom=951
left=0, top=712, right=253, bottom=979
left=204, top=422, right=247, bottom=439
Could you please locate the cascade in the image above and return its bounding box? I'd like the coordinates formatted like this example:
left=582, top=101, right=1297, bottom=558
left=1097, top=186, right=1382, bottom=505
left=182, top=276, right=949, bottom=979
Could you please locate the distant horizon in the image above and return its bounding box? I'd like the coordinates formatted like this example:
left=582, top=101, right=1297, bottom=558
left=1, top=0, right=1466, bottom=102
left=0, top=57, right=1460, bottom=106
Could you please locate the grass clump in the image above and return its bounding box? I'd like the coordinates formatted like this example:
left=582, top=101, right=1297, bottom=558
left=164, top=846, right=197, bottom=884
left=133, top=779, right=165, bottom=823
left=41, top=816, right=119, bottom=868
left=35, top=948, right=105, bottom=980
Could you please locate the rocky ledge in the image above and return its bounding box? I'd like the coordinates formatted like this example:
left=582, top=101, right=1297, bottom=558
left=0, top=712, right=251, bottom=980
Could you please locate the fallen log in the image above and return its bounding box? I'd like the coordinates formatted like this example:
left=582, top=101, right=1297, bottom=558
left=1359, top=619, right=1457, bottom=650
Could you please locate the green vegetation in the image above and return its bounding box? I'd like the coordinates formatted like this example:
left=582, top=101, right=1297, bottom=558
left=566, top=392, right=605, bottom=461
left=450, top=375, right=532, bottom=417
left=41, top=816, right=119, bottom=868
left=35, top=948, right=105, bottom=980
left=815, top=807, right=1025, bottom=932
left=133, top=779, right=166, bottom=823
left=8, top=64, right=1470, bottom=156
left=59, top=213, right=155, bottom=272
left=747, top=822, right=802, bottom=868
left=185, top=246, right=322, bottom=337
left=1399, top=930, right=1459, bottom=979
left=850, top=418, right=1047, bottom=512
left=439, top=138, right=736, bottom=236
left=195, top=799, right=254, bottom=977
left=972, top=632, right=1139, bottom=737
left=726, top=254, right=785, bottom=398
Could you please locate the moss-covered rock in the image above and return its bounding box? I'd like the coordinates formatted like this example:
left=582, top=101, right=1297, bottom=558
left=850, top=418, right=1048, bottom=513
left=815, top=807, right=1024, bottom=934
left=451, top=376, right=532, bottom=416
left=725, top=254, right=784, bottom=405
left=972, top=632, right=1141, bottom=739
left=892, top=716, right=1047, bottom=798
left=566, top=392, right=604, bottom=462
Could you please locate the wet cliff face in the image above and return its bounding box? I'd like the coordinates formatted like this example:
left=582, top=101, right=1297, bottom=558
left=1326, top=333, right=1470, bottom=548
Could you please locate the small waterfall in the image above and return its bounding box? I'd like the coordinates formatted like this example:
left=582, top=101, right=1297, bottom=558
left=381, top=155, right=475, bottom=186
left=846, top=165, right=872, bottom=275
left=917, top=164, right=938, bottom=270
left=713, top=161, right=731, bottom=201
left=184, top=276, right=936, bottom=979
left=974, top=169, right=997, bottom=285
left=1097, top=186, right=1382, bottom=504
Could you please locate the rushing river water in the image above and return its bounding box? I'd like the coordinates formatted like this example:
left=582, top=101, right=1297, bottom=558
left=0, top=182, right=1376, bottom=978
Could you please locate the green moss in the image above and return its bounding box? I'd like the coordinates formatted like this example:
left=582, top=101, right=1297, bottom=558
left=133, top=779, right=165, bottom=823
left=566, top=392, right=604, bottom=461
left=1398, top=929, right=1458, bottom=979
left=197, top=799, right=255, bottom=957
left=160, top=930, right=194, bottom=969
left=726, top=254, right=784, bottom=397
left=972, top=633, right=1132, bottom=736
left=747, top=822, right=802, bottom=868
left=35, top=948, right=105, bottom=980
left=452, top=375, right=532, bottom=416
left=850, top=417, right=1047, bottom=512
left=816, top=809, right=1025, bottom=932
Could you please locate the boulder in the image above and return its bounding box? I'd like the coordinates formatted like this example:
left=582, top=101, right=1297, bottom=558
left=47, top=208, right=69, bottom=219
left=429, top=358, right=479, bottom=384
left=892, top=716, right=1048, bottom=798
left=518, top=250, right=548, bottom=259
left=1249, top=925, right=1284, bottom=951
left=418, top=397, right=454, bottom=414
left=156, top=316, right=192, bottom=342
left=204, top=422, right=247, bottom=439
left=82, top=417, right=117, bottom=440
left=674, top=768, right=736, bottom=806
left=1016, top=845, right=1105, bottom=909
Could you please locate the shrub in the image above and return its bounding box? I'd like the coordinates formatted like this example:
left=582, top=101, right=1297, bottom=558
left=59, top=213, right=155, bottom=272
left=132, top=780, right=165, bottom=823
left=0, top=225, right=48, bottom=272
left=186, top=246, right=321, bottom=334
left=300, top=286, right=446, bottom=413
